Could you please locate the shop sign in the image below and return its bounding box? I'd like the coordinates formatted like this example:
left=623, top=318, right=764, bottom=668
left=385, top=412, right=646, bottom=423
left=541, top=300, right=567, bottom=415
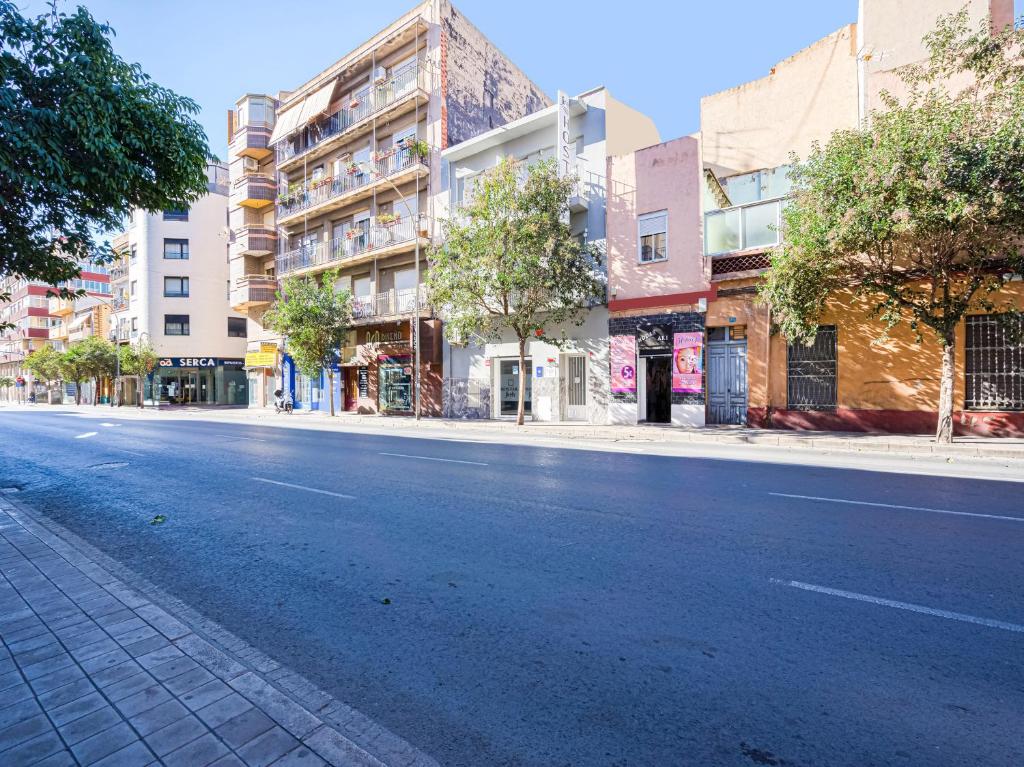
left=364, top=329, right=406, bottom=345
left=637, top=322, right=673, bottom=355
left=157, top=357, right=243, bottom=369
left=259, top=342, right=278, bottom=354
left=357, top=367, right=369, bottom=398
left=557, top=91, right=571, bottom=178
left=244, top=351, right=276, bottom=368
left=610, top=335, right=637, bottom=393
left=672, top=332, right=704, bottom=394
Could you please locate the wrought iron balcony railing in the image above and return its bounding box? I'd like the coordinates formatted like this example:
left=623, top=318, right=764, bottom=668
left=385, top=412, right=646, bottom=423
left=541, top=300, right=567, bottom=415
left=276, top=216, right=429, bottom=277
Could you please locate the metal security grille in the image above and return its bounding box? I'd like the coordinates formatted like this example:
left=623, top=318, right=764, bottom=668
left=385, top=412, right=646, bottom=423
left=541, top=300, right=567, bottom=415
left=787, top=326, right=837, bottom=411
left=567, top=356, right=586, bottom=407
left=710, top=253, right=771, bottom=276
left=965, top=314, right=1024, bottom=410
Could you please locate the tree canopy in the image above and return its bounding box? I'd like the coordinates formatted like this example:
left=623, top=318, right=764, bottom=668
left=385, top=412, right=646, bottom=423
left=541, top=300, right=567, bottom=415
left=22, top=343, right=62, bottom=385
left=427, top=158, right=605, bottom=424
left=264, top=269, right=352, bottom=416
left=758, top=11, right=1024, bottom=442
left=0, top=1, right=211, bottom=294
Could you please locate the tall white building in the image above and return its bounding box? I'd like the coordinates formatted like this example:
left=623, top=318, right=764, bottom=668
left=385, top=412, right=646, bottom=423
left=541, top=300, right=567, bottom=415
left=111, top=162, right=250, bottom=405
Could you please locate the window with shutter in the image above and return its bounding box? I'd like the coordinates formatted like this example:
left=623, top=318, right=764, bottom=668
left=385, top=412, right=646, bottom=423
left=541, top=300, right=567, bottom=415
left=638, top=212, right=668, bottom=263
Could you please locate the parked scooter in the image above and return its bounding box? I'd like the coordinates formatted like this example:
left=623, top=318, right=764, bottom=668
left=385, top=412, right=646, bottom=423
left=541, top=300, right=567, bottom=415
left=273, top=389, right=293, bottom=414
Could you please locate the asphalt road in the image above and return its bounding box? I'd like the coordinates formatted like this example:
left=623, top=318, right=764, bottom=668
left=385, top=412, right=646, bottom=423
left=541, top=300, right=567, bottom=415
left=1, top=408, right=1022, bottom=767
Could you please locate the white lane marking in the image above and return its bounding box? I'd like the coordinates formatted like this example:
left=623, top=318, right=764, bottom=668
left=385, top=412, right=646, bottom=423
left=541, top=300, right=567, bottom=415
left=251, top=477, right=355, bottom=500
left=100, top=422, right=120, bottom=428
left=74, top=432, right=98, bottom=439
left=769, top=492, right=1024, bottom=523
left=772, top=579, right=1024, bottom=634
left=379, top=452, right=488, bottom=466
left=216, top=434, right=267, bottom=443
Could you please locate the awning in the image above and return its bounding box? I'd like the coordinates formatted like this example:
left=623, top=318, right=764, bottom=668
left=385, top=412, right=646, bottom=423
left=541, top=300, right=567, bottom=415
left=68, top=314, right=91, bottom=331
left=268, top=79, right=337, bottom=146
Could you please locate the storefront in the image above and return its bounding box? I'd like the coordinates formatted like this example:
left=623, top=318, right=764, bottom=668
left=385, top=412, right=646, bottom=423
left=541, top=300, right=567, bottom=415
left=147, top=357, right=248, bottom=405
left=608, top=312, right=706, bottom=426
left=244, top=342, right=281, bottom=408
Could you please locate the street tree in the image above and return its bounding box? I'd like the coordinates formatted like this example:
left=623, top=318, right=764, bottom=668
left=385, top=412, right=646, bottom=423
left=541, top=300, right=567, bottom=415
left=264, top=268, right=353, bottom=416
left=759, top=11, right=1024, bottom=443
left=428, top=158, right=605, bottom=425
left=0, top=376, right=12, bottom=401
left=118, top=341, right=158, bottom=408
left=22, top=344, right=63, bottom=401
left=76, top=335, right=117, bottom=406
left=59, top=344, right=91, bottom=405
left=0, top=0, right=210, bottom=322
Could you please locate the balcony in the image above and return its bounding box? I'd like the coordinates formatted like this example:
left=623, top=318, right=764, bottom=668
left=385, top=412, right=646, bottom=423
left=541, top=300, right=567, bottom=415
left=111, top=296, right=128, bottom=312
left=109, top=264, right=129, bottom=282
left=49, top=298, right=74, bottom=316
left=277, top=144, right=430, bottom=225
left=351, top=286, right=427, bottom=324
left=275, top=62, right=431, bottom=172
left=231, top=274, right=279, bottom=312
left=276, top=216, right=431, bottom=277
left=232, top=123, right=274, bottom=161
left=233, top=226, right=278, bottom=256
left=704, top=197, right=783, bottom=257
left=235, top=173, right=277, bottom=209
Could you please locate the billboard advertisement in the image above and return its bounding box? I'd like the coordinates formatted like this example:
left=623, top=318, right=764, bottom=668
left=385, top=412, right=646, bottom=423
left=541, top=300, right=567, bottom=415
left=610, top=335, right=637, bottom=394
left=672, top=332, right=703, bottom=393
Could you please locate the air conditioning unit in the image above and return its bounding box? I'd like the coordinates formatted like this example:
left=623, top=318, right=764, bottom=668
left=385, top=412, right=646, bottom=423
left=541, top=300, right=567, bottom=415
left=242, top=157, right=260, bottom=173
left=373, top=67, right=387, bottom=83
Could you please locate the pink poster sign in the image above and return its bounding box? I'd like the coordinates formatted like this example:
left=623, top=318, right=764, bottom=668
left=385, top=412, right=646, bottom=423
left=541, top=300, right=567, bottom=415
left=672, top=332, right=704, bottom=393
left=610, top=335, right=637, bottom=393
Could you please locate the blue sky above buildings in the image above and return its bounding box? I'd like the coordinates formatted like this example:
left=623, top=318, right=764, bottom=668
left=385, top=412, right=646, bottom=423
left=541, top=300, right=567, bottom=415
left=32, top=1, right=943, bottom=157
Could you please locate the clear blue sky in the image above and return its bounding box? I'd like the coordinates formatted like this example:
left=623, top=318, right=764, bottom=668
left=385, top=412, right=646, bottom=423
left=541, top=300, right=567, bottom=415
left=36, top=1, right=865, bottom=157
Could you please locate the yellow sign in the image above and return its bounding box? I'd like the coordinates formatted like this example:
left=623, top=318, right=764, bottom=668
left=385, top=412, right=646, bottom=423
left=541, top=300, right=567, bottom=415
left=245, top=352, right=276, bottom=368
left=259, top=342, right=277, bottom=354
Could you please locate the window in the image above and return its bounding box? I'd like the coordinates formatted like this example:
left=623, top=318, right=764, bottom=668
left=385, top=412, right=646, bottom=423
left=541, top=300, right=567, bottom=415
left=129, top=245, right=137, bottom=262
left=228, top=317, right=247, bottom=338
left=131, top=318, right=138, bottom=333
left=638, top=212, right=668, bottom=263
left=163, top=277, right=189, bottom=297
left=164, top=314, right=190, bottom=336
left=130, top=280, right=137, bottom=298
left=163, top=209, right=188, bottom=221
left=787, top=326, right=837, bottom=411
left=164, top=239, right=189, bottom=260
left=965, top=314, right=1024, bottom=410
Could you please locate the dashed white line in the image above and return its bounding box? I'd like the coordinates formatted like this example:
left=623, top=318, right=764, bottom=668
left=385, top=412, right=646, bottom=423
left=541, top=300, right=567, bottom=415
left=74, top=432, right=98, bottom=439
left=216, top=434, right=267, bottom=443
left=100, top=422, right=120, bottom=428
left=769, top=492, right=1024, bottom=523
left=772, top=579, right=1024, bottom=634
left=379, top=452, right=488, bottom=466
left=251, top=477, right=356, bottom=500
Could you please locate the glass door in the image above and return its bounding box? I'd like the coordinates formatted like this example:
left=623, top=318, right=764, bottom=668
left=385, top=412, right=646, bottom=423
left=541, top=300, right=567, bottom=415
left=499, top=359, right=532, bottom=417
left=379, top=356, right=412, bottom=413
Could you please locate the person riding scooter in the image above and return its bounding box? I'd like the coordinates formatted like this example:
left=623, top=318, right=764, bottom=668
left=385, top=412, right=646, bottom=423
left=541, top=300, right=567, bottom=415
left=273, top=388, right=293, bottom=414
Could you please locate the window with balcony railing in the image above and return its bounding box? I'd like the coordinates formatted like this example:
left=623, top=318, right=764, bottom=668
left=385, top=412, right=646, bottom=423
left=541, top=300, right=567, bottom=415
left=704, top=198, right=784, bottom=257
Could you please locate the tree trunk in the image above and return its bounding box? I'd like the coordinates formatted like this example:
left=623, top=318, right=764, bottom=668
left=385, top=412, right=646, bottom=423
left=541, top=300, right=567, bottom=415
left=93, top=377, right=99, bottom=406
left=516, top=336, right=527, bottom=427
left=74, top=382, right=81, bottom=406
left=935, top=336, right=956, bottom=444
left=138, top=375, right=144, bottom=408
left=328, top=369, right=336, bottom=417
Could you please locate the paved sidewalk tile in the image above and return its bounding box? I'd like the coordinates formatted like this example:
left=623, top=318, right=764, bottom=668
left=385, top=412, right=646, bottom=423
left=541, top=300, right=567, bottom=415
left=0, top=494, right=437, bottom=767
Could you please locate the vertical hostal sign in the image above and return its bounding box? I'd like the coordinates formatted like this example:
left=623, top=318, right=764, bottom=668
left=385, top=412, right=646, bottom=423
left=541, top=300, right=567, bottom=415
left=672, top=332, right=704, bottom=393
left=610, top=335, right=637, bottom=394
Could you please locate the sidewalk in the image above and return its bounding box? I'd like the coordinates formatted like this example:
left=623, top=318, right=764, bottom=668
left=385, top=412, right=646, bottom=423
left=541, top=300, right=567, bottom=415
left=0, top=493, right=437, bottom=767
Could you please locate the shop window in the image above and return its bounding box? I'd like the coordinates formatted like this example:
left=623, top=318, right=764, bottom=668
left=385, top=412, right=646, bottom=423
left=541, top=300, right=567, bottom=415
left=787, top=326, right=837, bottom=411
left=163, top=276, right=189, bottom=297
left=228, top=317, right=247, bottom=338
left=164, top=239, right=189, bottom=260
left=499, top=359, right=532, bottom=416
left=379, top=355, right=413, bottom=412
left=638, top=212, right=668, bottom=263
left=965, top=314, right=1024, bottom=410
left=164, top=314, right=190, bottom=336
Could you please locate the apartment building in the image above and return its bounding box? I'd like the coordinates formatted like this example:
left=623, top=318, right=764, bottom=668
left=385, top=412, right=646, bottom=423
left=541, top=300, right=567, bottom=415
left=0, top=262, right=111, bottom=401
left=227, top=0, right=550, bottom=413
left=111, top=162, right=249, bottom=406
left=438, top=87, right=659, bottom=422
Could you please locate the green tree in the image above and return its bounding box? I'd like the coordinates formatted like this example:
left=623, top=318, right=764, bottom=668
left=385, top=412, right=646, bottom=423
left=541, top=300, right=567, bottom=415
left=428, top=158, right=605, bottom=425
left=0, top=375, right=13, bottom=401
left=759, top=11, right=1024, bottom=444
left=118, top=341, right=158, bottom=408
left=75, top=335, right=116, bottom=406
left=0, top=1, right=210, bottom=320
left=22, top=344, right=63, bottom=400
left=264, top=268, right=352, bottom=416
left=59, top=344, right=91, bottom=405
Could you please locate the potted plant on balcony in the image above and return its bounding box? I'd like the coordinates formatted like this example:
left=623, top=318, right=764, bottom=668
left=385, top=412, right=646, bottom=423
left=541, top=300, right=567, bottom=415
left=376, top=212, right=399, bottom=225
left=411, top=140, right=429, bottom=160
left=347, top=162, right=361, bottom=175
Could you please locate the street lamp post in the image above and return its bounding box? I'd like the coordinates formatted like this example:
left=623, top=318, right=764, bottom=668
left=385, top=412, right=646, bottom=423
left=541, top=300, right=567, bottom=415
left=108, top=326, right=120, bottom=407
left=356, top=159, right=424, bottom=420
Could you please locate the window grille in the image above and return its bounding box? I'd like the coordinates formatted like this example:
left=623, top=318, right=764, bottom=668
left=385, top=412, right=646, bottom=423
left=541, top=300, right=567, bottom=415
left=711, top=253, right=770, bottom=276
left=787, top=326, right=837, bottom=411
left=965, top=314, right=1024, bottom=410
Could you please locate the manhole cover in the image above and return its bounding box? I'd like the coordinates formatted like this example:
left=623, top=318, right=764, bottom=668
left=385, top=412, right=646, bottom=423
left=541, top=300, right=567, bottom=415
left=86, top=462, right=129, bottom=471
